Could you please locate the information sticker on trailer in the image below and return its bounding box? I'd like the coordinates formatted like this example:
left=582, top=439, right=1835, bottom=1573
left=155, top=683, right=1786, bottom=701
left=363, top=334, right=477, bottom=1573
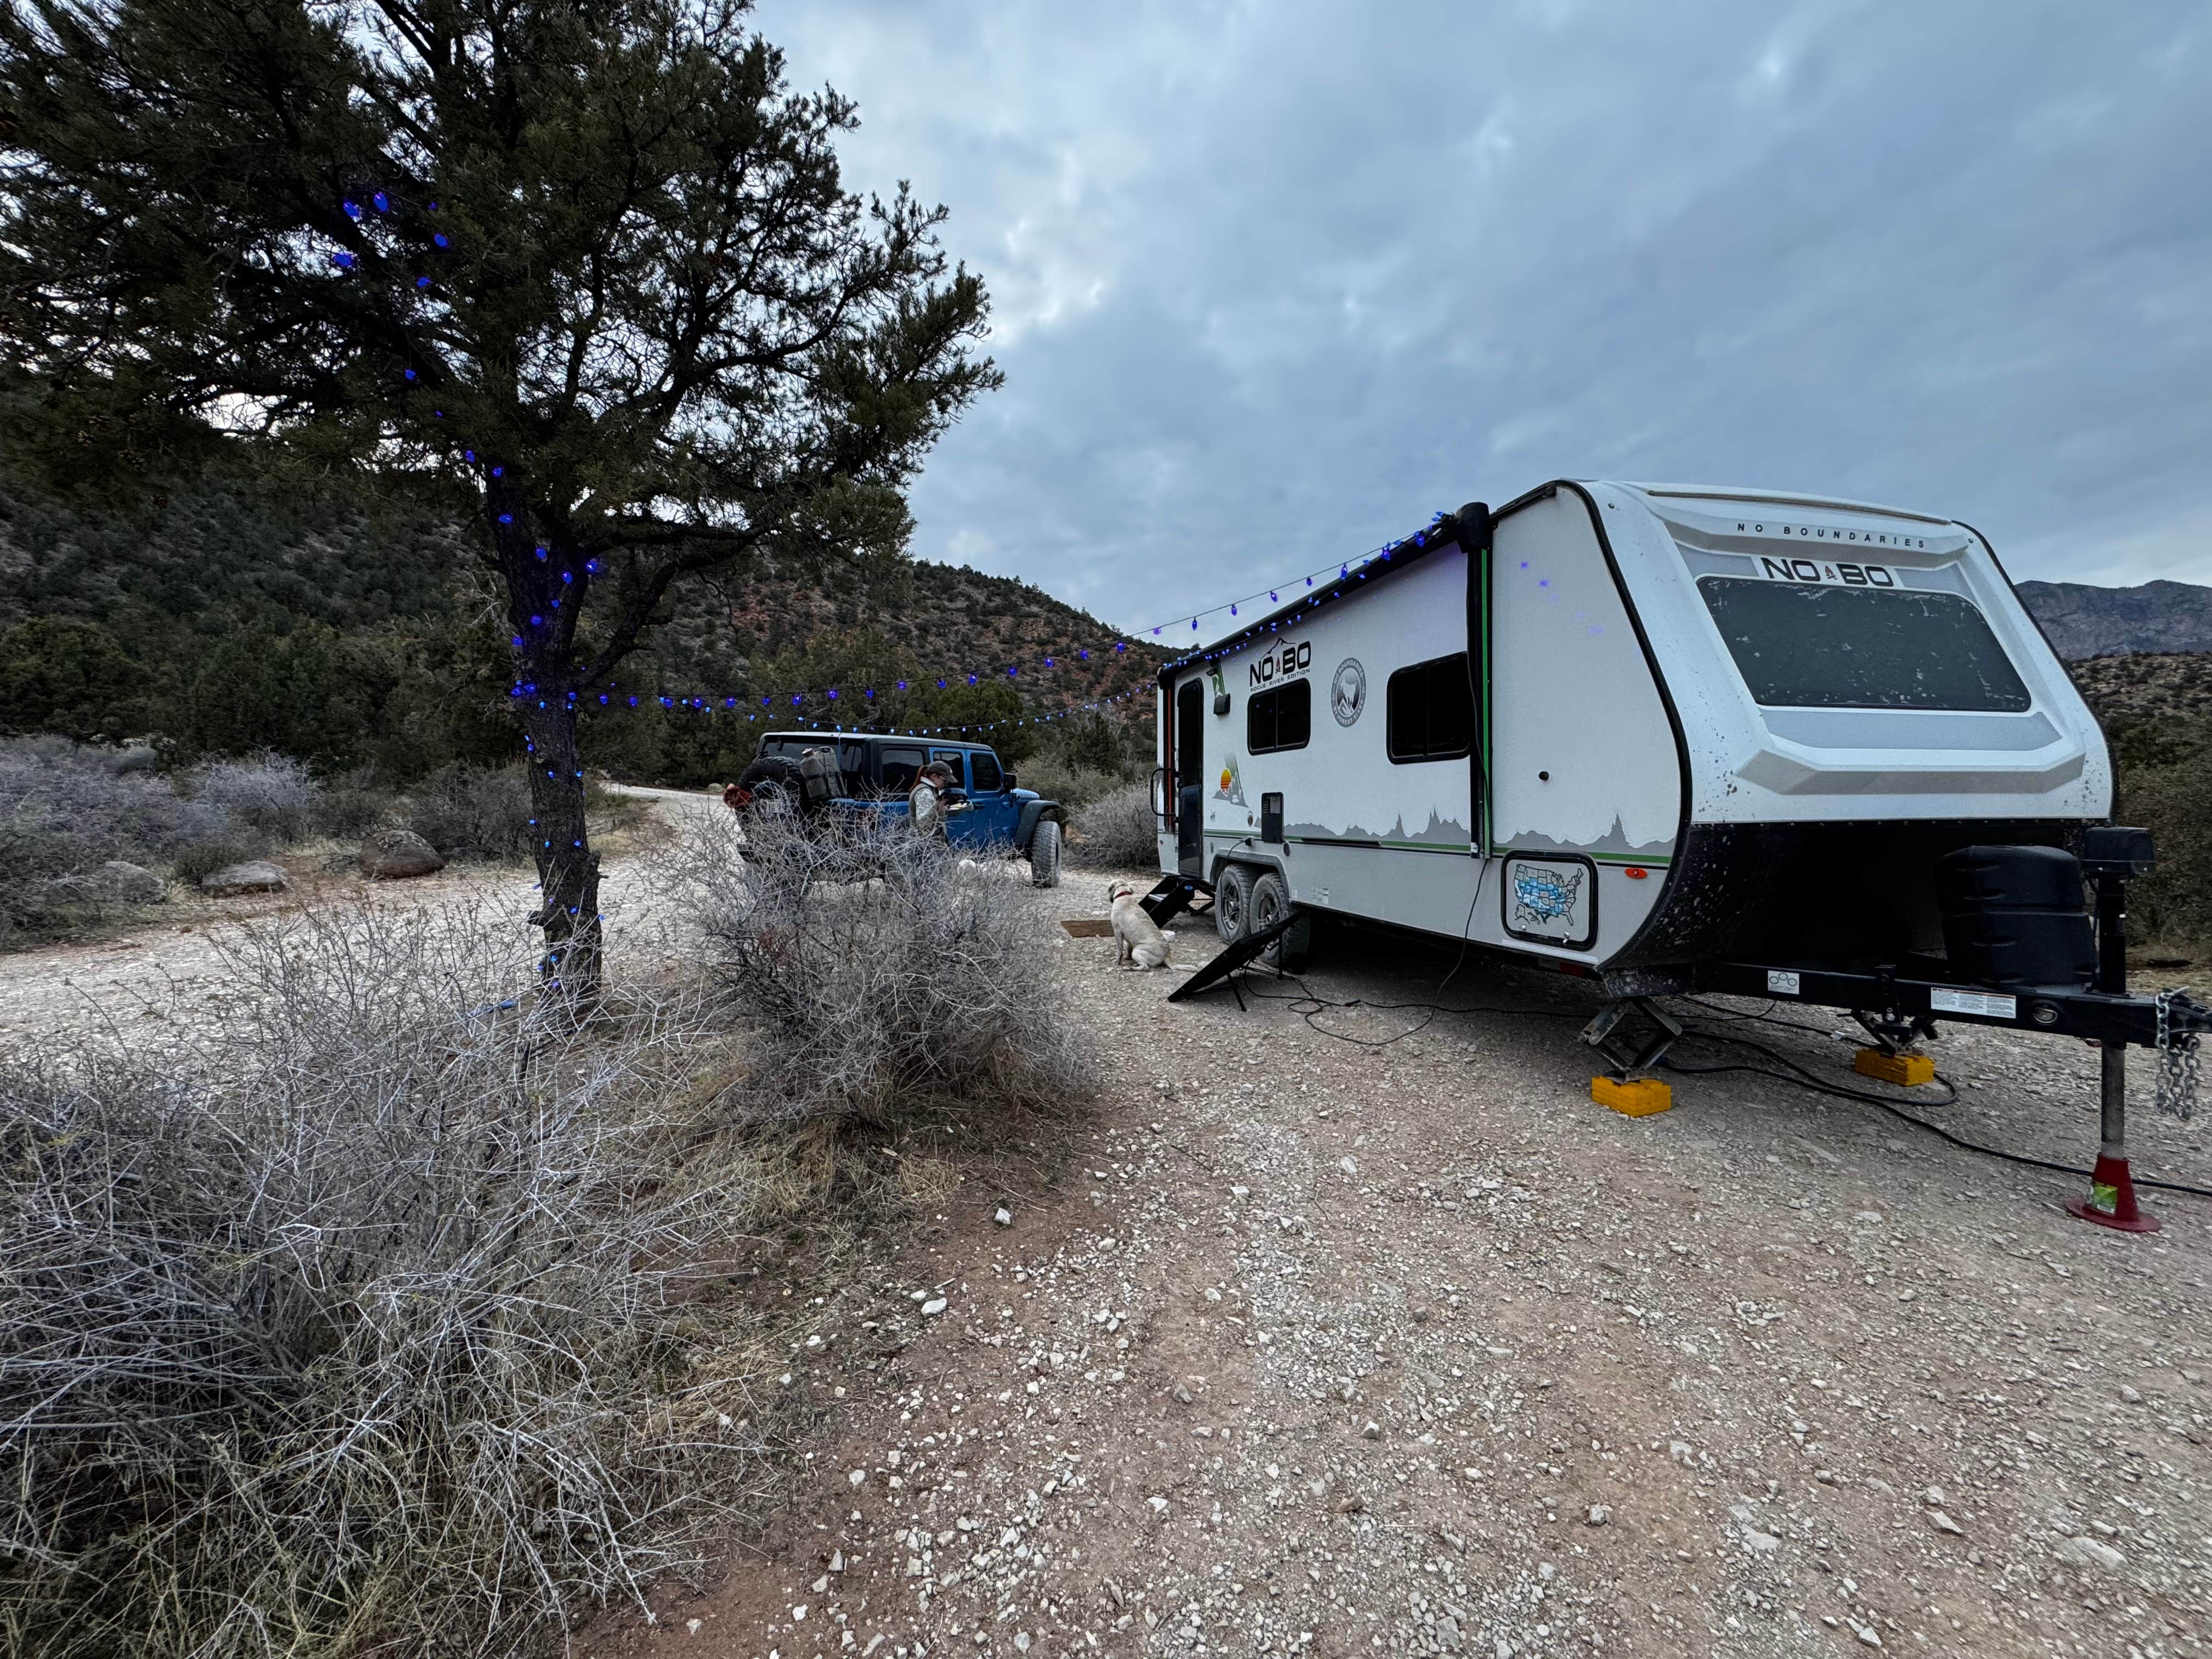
left=1767, top=969, right=1801, bottom=995
left=1930, top=988, right=2018, bottom=1020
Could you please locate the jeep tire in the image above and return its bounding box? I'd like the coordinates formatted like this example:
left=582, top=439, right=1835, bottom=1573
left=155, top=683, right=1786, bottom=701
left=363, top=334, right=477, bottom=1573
left=1029, top=818, right=1063, bottom=888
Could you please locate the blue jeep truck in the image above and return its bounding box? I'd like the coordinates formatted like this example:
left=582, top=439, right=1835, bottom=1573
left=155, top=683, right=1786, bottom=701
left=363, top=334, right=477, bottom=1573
left=742, top=731, right=1065, bottom=888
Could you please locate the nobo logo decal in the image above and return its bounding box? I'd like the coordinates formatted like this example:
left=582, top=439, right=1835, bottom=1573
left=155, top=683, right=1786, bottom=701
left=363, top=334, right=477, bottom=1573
left=1249, top=639, right=1312, bottom=688
left=1757, top=555, right=1896, bottom=588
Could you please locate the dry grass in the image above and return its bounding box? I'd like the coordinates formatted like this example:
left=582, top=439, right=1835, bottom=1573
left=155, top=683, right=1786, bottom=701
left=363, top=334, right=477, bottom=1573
left=1, top=802, right=1097, bottom=1656
left=0, top=899, right=781, bottom=1658
left=1069, top=781, right=1158, bottom=870
left=656, top=807, right=1093, bottom=1130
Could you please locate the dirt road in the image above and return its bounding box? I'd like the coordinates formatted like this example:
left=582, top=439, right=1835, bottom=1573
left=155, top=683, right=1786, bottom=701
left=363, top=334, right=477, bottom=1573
left=601, top=879, right=2211, bottom=1659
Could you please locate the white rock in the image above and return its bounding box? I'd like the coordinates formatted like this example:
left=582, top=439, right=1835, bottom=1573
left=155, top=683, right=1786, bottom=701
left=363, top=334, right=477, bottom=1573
left=687, top=1618, right=702, bottom=1635
left=200, top=860, right=287, bottom=898
left=1923, top=1486, right=1946, bottom=1507
left=1852, top=1621, right=1882, bottom=1648
left=994, top=1206, right=1013, bottom=1227
left=2054, top=1535, right=2125, bottom=1571
left=1926, top=1510, right=1963, bottom=1536
left=793, top=1604, right=809, bottom=1621
left=1742, top=1528, right=1780, bottom=1553
left=1339, top=1156, right=1359, bottom=1177
left=830, top=1550, right=844, bottom=1572
left=2119, top=1384, right=2143, bottom=1403
left=921, top=1297, right=948, bottom=1317
left=812, top=1573, right=829, bottom=1592
left=1586, top=1504, right=1612, bottom=1526
left=848, top=1468, right=867, bottom=1486
left=1147, top=1496, right=1169, bottom=1515
left=1361, top=1421, right=1381, bottom=1440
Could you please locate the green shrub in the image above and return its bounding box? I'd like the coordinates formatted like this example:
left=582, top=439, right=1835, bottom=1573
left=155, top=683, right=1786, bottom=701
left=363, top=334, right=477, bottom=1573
left=170, top=838, right=263, bottom=885
left=2115, top=715, right=2212, bottom=946
left=0, top=618, right=141, bottom=742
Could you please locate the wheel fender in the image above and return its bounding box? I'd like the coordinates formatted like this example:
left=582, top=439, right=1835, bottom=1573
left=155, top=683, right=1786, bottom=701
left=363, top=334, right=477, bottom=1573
left=1207, top=849, right=1288, bottom=888
left=1015, top=798, right=1065, bottom=854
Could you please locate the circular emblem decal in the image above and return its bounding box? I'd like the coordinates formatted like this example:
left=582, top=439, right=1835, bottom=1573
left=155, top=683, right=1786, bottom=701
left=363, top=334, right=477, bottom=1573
left=1330, top=658, right=1367, bottom=727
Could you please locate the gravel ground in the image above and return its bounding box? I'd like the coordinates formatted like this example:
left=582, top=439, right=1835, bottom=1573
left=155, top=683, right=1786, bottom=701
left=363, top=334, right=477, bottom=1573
left=8, top=827, right=2206, bottom=1659
left=597, top=875, right=2211, bottom=1659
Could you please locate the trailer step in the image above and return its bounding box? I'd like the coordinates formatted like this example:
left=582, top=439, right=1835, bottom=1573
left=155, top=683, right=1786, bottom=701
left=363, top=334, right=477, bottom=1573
left=1140, top=876, right=1204, bottom=929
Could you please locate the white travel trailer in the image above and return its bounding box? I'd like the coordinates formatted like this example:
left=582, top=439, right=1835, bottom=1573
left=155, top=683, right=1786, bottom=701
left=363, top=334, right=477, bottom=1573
left=1147, top=481, right=2205, bottom=1223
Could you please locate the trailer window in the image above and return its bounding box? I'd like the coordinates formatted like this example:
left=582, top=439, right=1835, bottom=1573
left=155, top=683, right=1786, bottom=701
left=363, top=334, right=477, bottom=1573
left=1387, top=654, right=1474, bottom=763
left=1247, top=679, right=1311, bottom=754
left=1699, top=578, right=2032, bottom=712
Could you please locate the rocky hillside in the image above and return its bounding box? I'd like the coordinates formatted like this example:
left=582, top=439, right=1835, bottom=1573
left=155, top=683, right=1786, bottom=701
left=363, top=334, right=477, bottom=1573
left=2016, top=578, right=2212, bottom=659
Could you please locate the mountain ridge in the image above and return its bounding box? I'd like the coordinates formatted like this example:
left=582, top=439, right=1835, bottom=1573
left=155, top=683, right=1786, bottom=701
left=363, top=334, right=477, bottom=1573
left=2015, top=578, right=2212, bottom=660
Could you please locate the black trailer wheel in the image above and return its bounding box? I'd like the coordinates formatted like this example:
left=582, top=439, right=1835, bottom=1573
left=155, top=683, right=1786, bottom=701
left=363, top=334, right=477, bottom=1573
left=1029, top=819, right=1063, bottom=888
left=1248, top=870, right=1312, bottom=971
left=1215, top=863, right=1255, bottom=944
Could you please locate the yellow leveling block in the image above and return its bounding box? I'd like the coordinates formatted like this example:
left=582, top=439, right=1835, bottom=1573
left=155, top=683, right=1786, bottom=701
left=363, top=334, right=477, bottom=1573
left=1852, top=1047, right=1936, bottom=1087
left=1592, top=1076, right=1673, bottom=1116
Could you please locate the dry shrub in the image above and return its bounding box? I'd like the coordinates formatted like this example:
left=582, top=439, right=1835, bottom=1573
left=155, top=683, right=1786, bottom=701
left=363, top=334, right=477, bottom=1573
left=1071, top=781, right=1159, bottom=870
left=0, top=899, right=768, bottom=1658
left=0, top=737, right=252, bottom=944
left=403, top=762, right=534, bottom=862
left=662, top=809, right=1091, bottom=1127
left=190, top=753, right=323, bottom=842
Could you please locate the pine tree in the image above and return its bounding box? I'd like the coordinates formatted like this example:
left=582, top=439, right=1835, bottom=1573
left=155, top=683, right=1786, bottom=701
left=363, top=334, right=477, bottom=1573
left=1, top=0, right=996, bottom=996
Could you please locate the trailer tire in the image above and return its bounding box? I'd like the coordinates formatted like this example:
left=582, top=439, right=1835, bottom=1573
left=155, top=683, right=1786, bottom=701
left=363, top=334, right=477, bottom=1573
left=1248, top=870, right=1311, bottom=971
left=1215, top=863, right=1255, bottom=944
left=1029, top=819, right=1063, bottom=888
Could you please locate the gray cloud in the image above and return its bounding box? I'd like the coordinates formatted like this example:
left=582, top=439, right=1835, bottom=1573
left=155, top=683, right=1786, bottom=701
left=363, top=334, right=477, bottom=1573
left=757, top=0, right=2212, bottom=633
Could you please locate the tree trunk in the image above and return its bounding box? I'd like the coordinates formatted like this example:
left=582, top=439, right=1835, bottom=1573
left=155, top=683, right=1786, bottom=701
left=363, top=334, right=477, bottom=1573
left=519, top=695, right=603, bottom=1003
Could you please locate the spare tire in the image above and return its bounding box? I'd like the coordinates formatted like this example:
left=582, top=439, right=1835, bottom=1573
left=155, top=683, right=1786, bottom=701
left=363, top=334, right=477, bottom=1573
left=733, top=755, right=804, bottom=811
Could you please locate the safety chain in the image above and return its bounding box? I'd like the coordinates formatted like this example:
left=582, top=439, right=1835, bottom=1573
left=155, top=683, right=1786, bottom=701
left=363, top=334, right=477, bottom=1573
left=2153, top=989, right=2201, bottom=1122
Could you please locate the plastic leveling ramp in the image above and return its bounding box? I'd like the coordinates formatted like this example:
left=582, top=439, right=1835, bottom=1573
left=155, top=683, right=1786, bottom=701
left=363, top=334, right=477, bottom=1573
left=1592, top=1076, right=1672, bottom=1116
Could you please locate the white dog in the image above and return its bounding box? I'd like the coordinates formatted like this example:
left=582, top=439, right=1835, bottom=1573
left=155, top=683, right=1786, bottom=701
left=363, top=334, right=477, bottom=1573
left=1106, top=881, right=1174, bottom=969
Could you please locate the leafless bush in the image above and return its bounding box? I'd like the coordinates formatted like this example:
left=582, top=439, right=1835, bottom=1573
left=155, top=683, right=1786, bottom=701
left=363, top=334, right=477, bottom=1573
left=1013, top=757, right=1122, bottom=812
left=663, top=810, right=1091, bottom=1126
left=1071, top=781, right=1159, bottom=870
left=0, top=900, right=768, bottom=1657
left=190, top=753, right=323, bottom=842
left=0, top=738, right=252, bottom=943
left=404, top=761, right=534, bottom=861
left=312, top=766, right=399, bottom=839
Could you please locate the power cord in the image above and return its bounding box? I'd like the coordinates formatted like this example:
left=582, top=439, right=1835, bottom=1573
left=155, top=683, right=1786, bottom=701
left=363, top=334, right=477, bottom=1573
left=1663, top=1017, right=2212, bottom=1203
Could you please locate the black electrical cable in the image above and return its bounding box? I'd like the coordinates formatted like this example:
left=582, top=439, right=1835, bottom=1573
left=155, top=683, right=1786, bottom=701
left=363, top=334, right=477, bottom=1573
left=1245, top=975, right=1585, bottom=1050
left=1662, top=1021, right=2212, bottom=1203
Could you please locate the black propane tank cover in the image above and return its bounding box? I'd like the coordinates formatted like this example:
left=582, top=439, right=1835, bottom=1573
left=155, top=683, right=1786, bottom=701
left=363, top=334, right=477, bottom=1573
left=1260, top=792, right=1284, bottom=844
left=1934, top=844, right=2097, bottom=991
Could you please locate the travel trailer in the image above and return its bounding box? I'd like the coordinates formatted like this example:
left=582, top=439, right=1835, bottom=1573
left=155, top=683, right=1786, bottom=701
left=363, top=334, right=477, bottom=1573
left=1147, top=481, right=2204, bottom=1223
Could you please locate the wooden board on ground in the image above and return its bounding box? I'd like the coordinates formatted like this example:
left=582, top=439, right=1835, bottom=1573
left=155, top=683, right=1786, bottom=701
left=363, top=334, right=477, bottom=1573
left=1060, top=918, right=1113, bottom=938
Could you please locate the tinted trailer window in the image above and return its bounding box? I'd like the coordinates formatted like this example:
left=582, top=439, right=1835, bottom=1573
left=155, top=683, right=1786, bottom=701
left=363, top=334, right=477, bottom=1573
left=1699, top=578, right=2032, bottom=712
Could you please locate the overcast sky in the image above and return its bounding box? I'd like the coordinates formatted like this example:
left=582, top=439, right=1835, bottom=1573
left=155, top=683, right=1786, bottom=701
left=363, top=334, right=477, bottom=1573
left=755, top=0, right=2210, bottom=634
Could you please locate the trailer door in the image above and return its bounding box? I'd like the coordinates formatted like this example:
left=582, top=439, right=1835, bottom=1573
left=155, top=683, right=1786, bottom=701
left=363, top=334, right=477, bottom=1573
left=1175, top=678, right=1204, bottom=875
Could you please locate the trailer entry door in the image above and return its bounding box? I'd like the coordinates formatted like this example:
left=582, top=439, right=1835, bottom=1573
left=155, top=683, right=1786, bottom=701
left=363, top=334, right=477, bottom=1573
left=1699, top=578, right=2031, bottom=712
left=1175, top=679, right=1204, bottom=874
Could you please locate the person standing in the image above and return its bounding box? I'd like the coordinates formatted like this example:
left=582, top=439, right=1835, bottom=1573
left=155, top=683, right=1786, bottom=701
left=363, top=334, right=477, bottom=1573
left=907, top=760, right=955, bottom=839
